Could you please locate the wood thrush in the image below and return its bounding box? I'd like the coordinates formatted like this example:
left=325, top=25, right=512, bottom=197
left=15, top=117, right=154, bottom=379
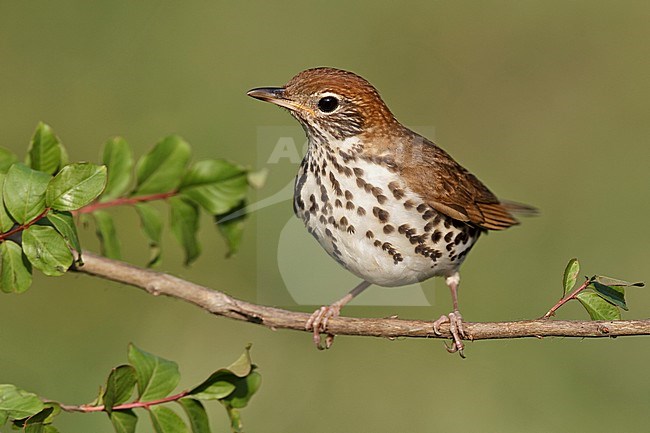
left=248, top=67, right=534, bottom=356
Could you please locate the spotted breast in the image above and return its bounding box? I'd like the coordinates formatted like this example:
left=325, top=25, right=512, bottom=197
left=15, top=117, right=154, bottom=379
left=293, top=135, right=480, bottom=287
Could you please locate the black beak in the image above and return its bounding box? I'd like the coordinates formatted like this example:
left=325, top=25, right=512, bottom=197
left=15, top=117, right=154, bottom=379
left=247, top=87, right=286, bottom=102
left=247, top=86, right=304, bottom=111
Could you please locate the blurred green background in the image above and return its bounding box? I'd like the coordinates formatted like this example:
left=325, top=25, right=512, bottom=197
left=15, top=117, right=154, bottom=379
left=1, top=1, right=649, bottom=432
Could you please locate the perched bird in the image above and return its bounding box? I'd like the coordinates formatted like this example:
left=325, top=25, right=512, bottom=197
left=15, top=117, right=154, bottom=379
left=248, top=67, right=534, bottom=356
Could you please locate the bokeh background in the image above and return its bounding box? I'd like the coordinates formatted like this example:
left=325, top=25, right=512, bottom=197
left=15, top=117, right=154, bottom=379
left=1, top=2, right=649, bottom=432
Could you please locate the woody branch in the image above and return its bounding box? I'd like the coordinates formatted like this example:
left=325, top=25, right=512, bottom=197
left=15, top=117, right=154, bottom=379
left=73, top=252, right=650, bottom=340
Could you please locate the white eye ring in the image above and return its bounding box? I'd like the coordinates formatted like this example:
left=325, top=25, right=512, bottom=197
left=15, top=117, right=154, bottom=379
left=317, top=93, right=341, bottom=113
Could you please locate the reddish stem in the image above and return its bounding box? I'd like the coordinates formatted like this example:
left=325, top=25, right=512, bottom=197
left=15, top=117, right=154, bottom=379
left=0, top=207, right=51, bottom=241
left=0, top=190, right=177, bottom=242
left=73, top=190, right=177, bottom=215
left=59, top=390, right=190, bottom=413
left=542, top=278, right=591, bottom=319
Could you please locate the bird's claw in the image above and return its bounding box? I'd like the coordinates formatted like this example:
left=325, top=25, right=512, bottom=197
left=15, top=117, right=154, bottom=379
left=433, top=311, right=468, bottom=358
left=305, top=305, right=341, bottom=349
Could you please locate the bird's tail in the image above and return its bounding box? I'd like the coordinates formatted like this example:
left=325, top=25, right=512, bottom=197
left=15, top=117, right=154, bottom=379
left=501, top=200, right=539, bottom=217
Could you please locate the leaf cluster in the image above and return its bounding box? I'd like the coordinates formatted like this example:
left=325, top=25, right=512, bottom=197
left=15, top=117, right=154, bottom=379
left=0, top=344, right=261, bottom=433
left=98, top=134, right=252, bottom=265
left=561, top=258, right=645, bottom=320
left=0, top=123, right=257, bottom=294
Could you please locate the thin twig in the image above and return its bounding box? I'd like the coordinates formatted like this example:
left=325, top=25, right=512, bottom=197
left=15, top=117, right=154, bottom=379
left=72, top=252, right=650, bottom=342
left=0, top=207, right=50, bottom=241
left=73, top=191, right=177, bottom=215
left=542, top=277, right=591, bottom=319
left=0, top=191, right=177, bottom=241
left=58, top=390, right=189, bottom=413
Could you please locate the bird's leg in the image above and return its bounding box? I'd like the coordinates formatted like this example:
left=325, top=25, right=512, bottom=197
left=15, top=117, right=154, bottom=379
left=305, top=280, right=372, bottom=350
left=433, top=272, right=469, bottom=358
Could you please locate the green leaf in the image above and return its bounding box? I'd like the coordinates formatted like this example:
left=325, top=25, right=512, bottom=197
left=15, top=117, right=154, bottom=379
left=576, top=291, right=621, bottom=320
left=179, top=160, right=248, bottom=215
left=101, top=137, right=134, bottom=201
left=3, top=163, right=51, bottom=224
left=58, top=142, right=69, bottom=168
left=23, top=407, right=54, bottom=433
left=216, top=202, right=246, bottom=257
left=149, top=406, right=189, bottom=433
left=590, top=282, right=628, bottom=310
left=22, top=225, right=73, bottom=276
left=0, top=147, right=18, bottom=173
left=127, top=344, right=180, bottom=401
left=47, top=211, right=82, bottom=255
left=134, top=203, right=163, bottom=267
left=225, top=406, right=243, bottom=433
left=134, top=136, right=190, bottom=195
left=41, top=403, right=60, bottom=424
left=109, top=409, right=138, bottom=433
left=562, top=258, right=580, bottom=296
left=221, top=371, right=261, bottom=409
left=24, top=420, right=45, bottom=433
left=0, top=240, right=33, bottom=293
left=26, top=123, right=63, bottom=175
left=226, top=345, right=254, bottom=377
left=0, top=384, right=45, bottom=421
left=189, top=346, right=254, bottom=400
left=0, top=206, right=14, bottom=233
left=93, top=210, right=121, bottom=259
left=170, top=197, right=200, bottom=265
left=189, top=376, right=236, bottom=401
left=88, top=385, right=105, bottom=407
left=46, top=163, right=107, bottom=211
left=178, top=399, right=211, bottom=433
left=103, top=365, right=137, bottom=413
left=594, top=275, right=645, bottom=288
left=0, top=174, right=16, bottom=232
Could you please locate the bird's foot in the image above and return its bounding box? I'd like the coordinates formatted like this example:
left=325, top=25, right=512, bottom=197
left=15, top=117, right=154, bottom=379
left=433, top=311, right=468, bottom=358
left=305, top=304, right=342, bottom=350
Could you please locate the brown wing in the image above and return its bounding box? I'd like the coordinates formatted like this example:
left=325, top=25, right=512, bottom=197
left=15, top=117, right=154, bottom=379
left=399, top=133, right=525, bottom=231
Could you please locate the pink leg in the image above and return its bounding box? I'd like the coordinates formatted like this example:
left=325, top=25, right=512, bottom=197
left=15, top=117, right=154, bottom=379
left=432, top=272, right=469, bottom=358
left=305, top=280, right=371, bottom=349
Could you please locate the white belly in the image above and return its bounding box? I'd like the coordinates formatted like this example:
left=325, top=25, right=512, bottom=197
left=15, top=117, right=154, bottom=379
left=293, top=149, right=478, bottom=287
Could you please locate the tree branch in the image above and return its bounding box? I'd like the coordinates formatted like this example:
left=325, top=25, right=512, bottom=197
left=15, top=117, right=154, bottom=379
left=73, top=252, right=650, bottom=341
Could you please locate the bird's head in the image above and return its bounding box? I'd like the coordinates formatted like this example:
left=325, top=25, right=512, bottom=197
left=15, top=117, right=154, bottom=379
left=247, top=67, right=397, bottom=141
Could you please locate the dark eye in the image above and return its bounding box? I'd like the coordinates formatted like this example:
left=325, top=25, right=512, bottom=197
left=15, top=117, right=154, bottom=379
left=318, top=96, right=339, bottom=113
